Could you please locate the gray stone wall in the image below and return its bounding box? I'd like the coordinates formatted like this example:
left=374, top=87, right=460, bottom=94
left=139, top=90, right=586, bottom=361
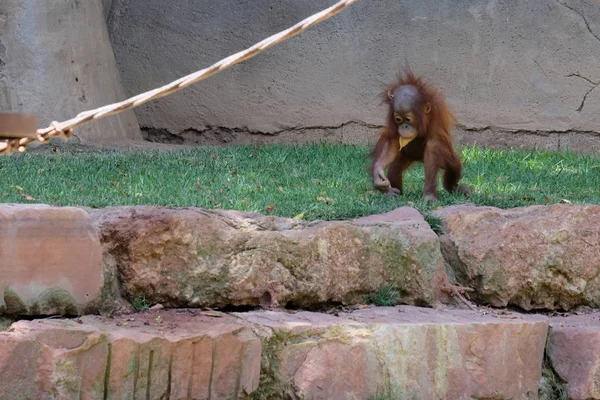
left=112, top=1, right=600, bottom=151
left=3, top=1, right=598, bottom=151
left=0, top=0, right=141, bottom=146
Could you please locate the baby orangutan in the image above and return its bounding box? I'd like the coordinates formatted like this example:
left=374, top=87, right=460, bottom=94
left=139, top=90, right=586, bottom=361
left=369, top=69, right=471, bottom=201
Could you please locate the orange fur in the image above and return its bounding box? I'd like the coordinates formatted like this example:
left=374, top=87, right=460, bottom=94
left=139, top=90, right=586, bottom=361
left=368, top=67, right=469, bottom=200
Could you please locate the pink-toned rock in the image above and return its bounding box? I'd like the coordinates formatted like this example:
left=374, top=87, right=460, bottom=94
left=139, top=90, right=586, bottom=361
left=0, top=204, right=103, bottom=315
left=546, top=312, right=600, bottom=399
left=4, top=310, right=261, bottom=399
left=91, top=206, right=449, bottom=309
left=434, top=204, right=600, bottom=310
left=0, top=335, right=54, bottom=398
left=0, top=306, right=549, bottom=399
left=238, top=305, right=549, bottom=400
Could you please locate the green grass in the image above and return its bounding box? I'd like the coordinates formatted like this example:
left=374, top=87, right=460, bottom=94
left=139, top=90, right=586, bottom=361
left=131, top=295, right=150, bottom=312
left=421, top=212, right=444, bottom=234
left=369, top=393, right=396, bottom=400
left=539, top=355, right=568, bottom=400
left=1, top=143, right=599, bottom=220
left=368, top=388, right=412, bottom=400
left=366, top=283, right=400, bottom=306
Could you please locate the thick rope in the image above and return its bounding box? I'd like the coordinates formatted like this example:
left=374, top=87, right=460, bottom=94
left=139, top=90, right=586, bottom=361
left=0, top=0, right=360, bottom=155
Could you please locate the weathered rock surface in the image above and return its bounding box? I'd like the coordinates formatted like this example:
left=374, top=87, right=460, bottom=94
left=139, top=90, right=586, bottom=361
left=2, top=310, right=261, bottom=399
left=0, top=306, right=549, bottom=400
left=0, top=334, right=54, bottom=398
left=238, top=305, right=548, bottom=400
left=0, top=204, right=103, bottom=316
left=434, top=204, right=600, bottom=311
left=546, top=312, right=600, bottom=400
left=91, top=206, right=449, bottom=309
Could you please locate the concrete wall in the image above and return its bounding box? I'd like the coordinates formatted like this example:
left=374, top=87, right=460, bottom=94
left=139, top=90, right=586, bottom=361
left=0, top=0, right=141, bottom=146
left=105, top=0, right=600, bottom=152
left=102, top=0, right=113, bottom=21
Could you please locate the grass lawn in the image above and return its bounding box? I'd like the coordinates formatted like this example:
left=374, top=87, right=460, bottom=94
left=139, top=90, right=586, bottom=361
left=0, top=143, right=599, bottom=221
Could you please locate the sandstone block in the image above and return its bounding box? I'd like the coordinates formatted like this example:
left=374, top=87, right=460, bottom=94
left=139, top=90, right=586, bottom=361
left=0, top=335, right=54, bottom=398
left=91, top=206, right=449, bottom=309
left=5, top=310, right=261, bottom=399
left=0, top=204, right=103, bottom=316
left=238, top=305, right=549, bottom=400
left=434, top=204, right=600, bottom=310
left=546, top=312, right=600, bottom=400
left=0, top=306, right=550, bottom=399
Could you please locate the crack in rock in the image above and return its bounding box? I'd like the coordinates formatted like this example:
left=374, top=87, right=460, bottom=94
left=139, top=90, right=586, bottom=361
left=566, top=72, right=600, bottom=86
left=456, top=125, right=600, bottom=136
left=576, top=84, right=599, bottom=112
left=141, top=121, right=383, bottom=145
left=566, top=72, right=600, bottom=112
left=553, top=0, right=600, bottom=112
left=554, top=0, right=600, bottom=43
left=141, top=123, right=600, bottom=146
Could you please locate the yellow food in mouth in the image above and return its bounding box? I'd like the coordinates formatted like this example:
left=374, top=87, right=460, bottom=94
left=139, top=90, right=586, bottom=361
left=398, top=136, right=415, bottom=150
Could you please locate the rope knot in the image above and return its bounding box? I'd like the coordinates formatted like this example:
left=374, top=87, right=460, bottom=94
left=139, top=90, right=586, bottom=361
left=0, top=139, right=20, bottom=155
left=49, top=121, right=74, bottom=141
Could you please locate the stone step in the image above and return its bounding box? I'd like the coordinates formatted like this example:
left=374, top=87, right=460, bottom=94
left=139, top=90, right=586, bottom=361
left=3, top=203, right=600, bottom=318
left=0, top=305, right=549, bottom=400
left=434, top=204, right=600, bottom=311
left=1, top=204, right=451, bottom=317
left=91, top=205, right=451, bottom=311
left=545, top=311, right=600, bottom=400
left=0, top=204, right=103, bottom=316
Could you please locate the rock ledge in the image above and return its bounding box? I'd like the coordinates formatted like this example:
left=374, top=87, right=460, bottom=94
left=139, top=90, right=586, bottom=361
left=0, top=306, right=548, bottom=399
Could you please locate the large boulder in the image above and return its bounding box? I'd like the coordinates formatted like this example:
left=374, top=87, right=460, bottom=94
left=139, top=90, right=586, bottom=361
left=239, top=305, right=549, bottom=400
left=0, top=204, right=103, bottom=316
left=434, top=204, right=600, bottom=311
left=546, top=312, right=600, bottom=400
left=91, top=206, right=450, bottom=309
left=0, top=0, right=141, bottom=147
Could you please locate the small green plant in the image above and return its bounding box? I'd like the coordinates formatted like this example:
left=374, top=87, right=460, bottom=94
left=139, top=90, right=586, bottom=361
left=369, top=394, right=391, bottom=400
left=369, top=393, right=392, bottom=400
left=0, top=317, right=14, bottom=331
left=132, top=295, right=149, bottom=312
left=366, top=283, right=399, bottom=307
left=155, top=315, right=163, bottom=324
left=368, top=387, right=409, bottom=400
left=422, top=212, right=444, bottom=235
left=539, top=355, right=567, bottom=400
